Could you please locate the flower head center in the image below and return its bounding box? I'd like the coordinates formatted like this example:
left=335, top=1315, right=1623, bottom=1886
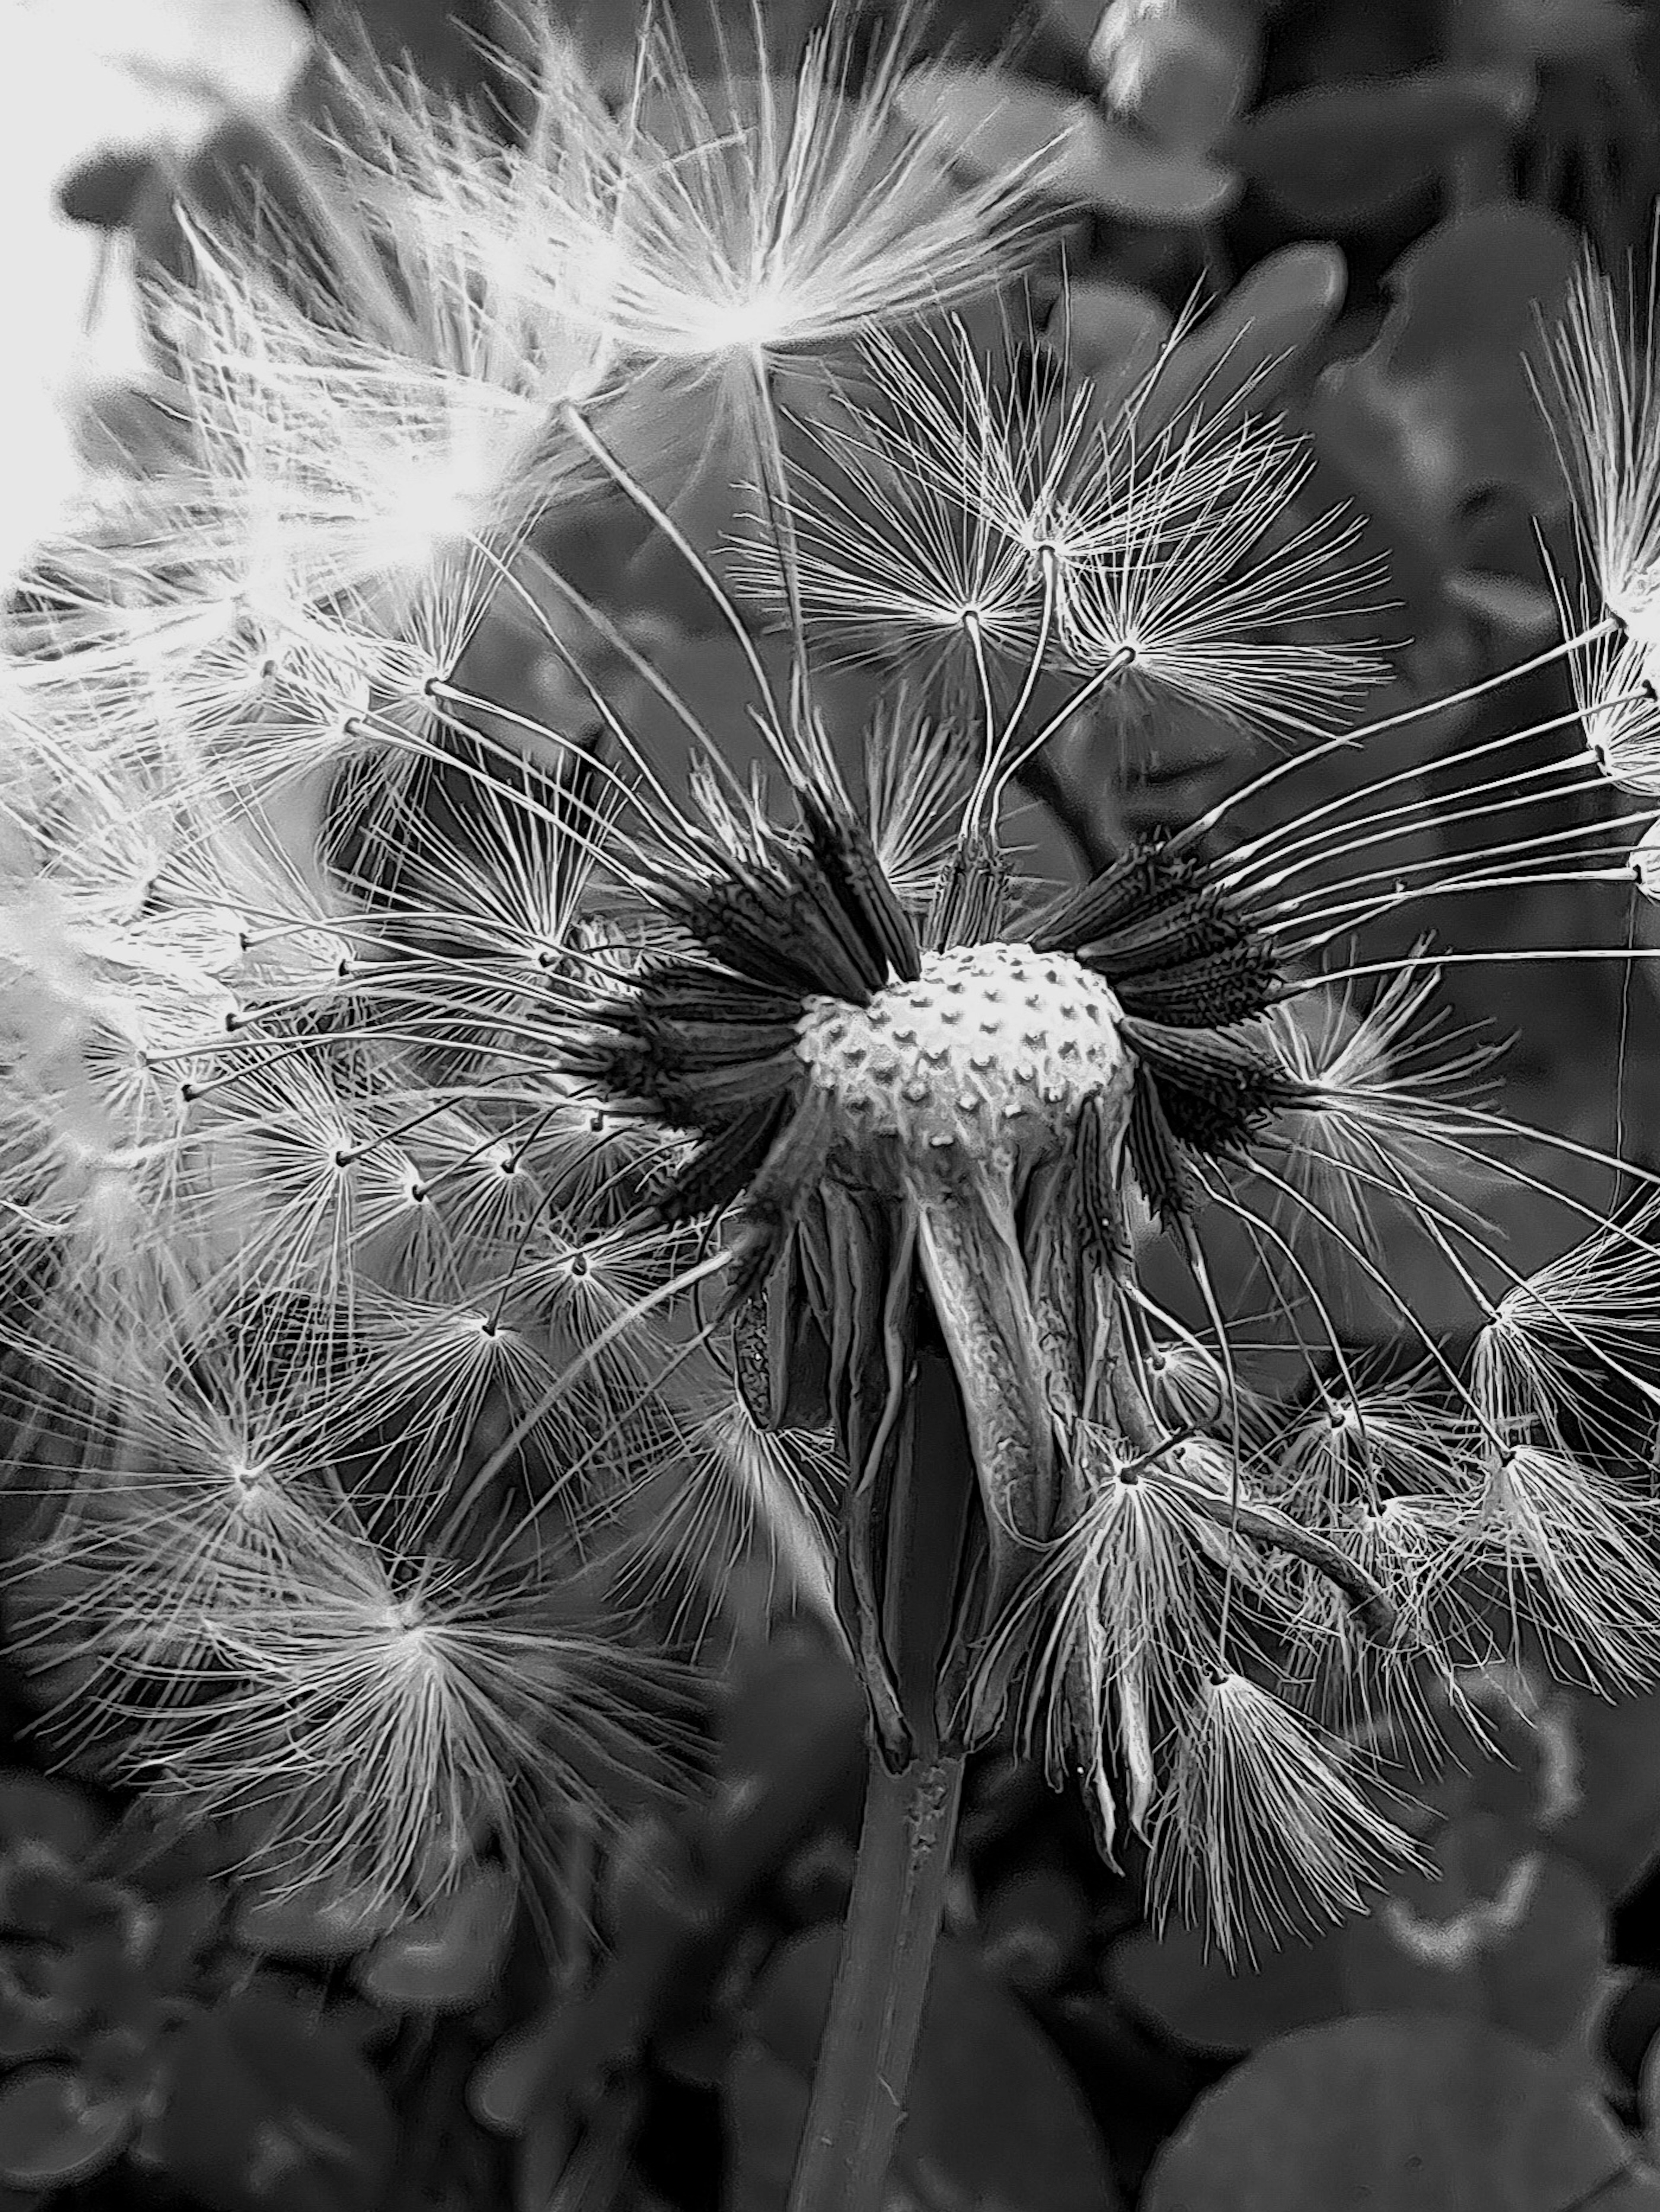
left=796, top=941, right=1130, bottom=1169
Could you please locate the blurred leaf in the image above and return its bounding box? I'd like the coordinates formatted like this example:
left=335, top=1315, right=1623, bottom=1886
left=0, top=1946, right=86, bottom=2065
left=470, top=1823, right=706, bottom=2138
left=898, top=66, right=1239, bottom=222
left=980, top=1866, right=1091, bottom=1998
left=706, top=1630, right=863, bottom=1891
left=1639, top=2029, right=1660, bottom=2167
left=142, top=1880, right=225, bottom=1989
left=152, top=1987, right=394, bottom=2212
left=55, top=146, right=159, bottom=231
left=233, top=1871, right=401, bottom=1963
left=0, top=2066, right=132, bottom=2190
left=1342, top=1826, right=1608, bottom=2059
left=1461, top=0, right=1644, bottom=63
left=1310, top=203, right=1581, bottom=564
left=716, top=1629, right=861, bottom=1797
left=1113, top=1916, right=1349, bottom=2054
left=1227, top=66, right=1535, bottom=225
left=1556, top=1688, right=1660, bottom=1900
left=1090, top=0, right=1259, bottom=154
left=1404, top=1676, right=1573, bottom=1836
left=1355, top=204, right=1576, bottom=377
left=354, top=1865, right=515, bottom=2012
left=1140, top=241, right=1347, bottom=434
left=0, top=1779, right=102, bottom=1866
left=1445, top=567, right=1561, bottom=638
left=729, top=1931, right=1117, bottom=2212
left=1049, top=280, right=1173, bottom=420
left=468, top=2024, right=547, bottom=2139
left=0, top=1852, right=95, bottom=1945
left=1115, top=1747, right=1606, bottom=2061
left=1600, top=1968, right=1660, bottom=2087
left=1143, top=2013, right=1633, bottom=2212
left=1586, top=2174, right=1660, bottom=2211
left=1037, top=0, right=1114, bottom=48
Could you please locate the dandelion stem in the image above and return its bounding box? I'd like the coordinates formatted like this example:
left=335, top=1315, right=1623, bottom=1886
left=788, top=1746, right=966, bottom=2212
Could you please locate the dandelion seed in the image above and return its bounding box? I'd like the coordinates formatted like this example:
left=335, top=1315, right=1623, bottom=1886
left=155, top=63, right=622, bottom=566
left=645, top=1388, right=839, bottom=1632
left=1147, top=1670, right=1424, bottom=1959
left=1469, top=1199, right=1660, bottom=1450
left=1447, top=1444, right=1660, bottom=1690
left=1561, top=601, right=1660, bottom=793
left=1140, top=1334, right=1241, bottom=1433
left=153, top=1510, right=686, bottom=1911
left=1634, top=811, right=1660, bottom=899
left=10, top=1363, right=346, bottom=1721
left=1279, top=1488, right=1475, bottom=1750
left=765, top=318, right=1385, bottom=736
left=567, top=13, right=1058, bottom=376
left=1272, top=1371, right=1469, bottom=1518
left=1009, top=1431, right=1268, bottom=1856
left=332, top=1288, right=569, bottom=1485
left=1053, top=435, right=1385, bottom=740
left=1547, top=243, right=1660, bottom=670
left=751, top=337, right=1045, bottom=674
left=1256, top=963, right=1500, bottom=1256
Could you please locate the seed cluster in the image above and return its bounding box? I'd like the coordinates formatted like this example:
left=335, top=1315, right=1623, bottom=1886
left=796, top=943, right=1131, bottom=1170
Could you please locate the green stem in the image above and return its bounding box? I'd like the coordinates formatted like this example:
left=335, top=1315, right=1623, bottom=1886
left=787, top=1746, right=967, bottom=2212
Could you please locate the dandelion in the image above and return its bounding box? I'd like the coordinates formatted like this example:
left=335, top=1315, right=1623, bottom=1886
left=552, top=401, right=1631, bottom=1964
left=9, top=21, right=1660, bottom=2212
left=511, top=276, right=1660, bottom=2078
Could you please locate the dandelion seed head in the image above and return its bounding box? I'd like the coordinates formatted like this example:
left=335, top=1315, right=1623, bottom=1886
left=796, top=942, right=1131, bottom=1172
left=6, top=0, right=1660, bottom=1960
